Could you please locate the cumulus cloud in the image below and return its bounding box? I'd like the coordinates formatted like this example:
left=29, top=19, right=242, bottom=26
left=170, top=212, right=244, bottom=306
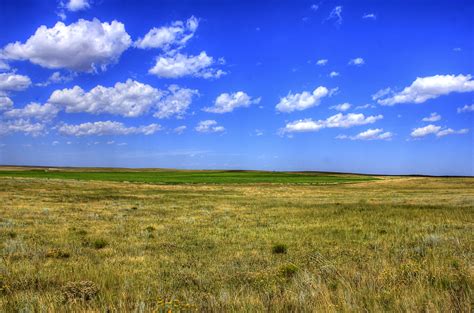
left=362, top=13, right=376, bottom=20
left=204, top=91, right=261, bottom=113
left=0, top=72, right=31, bottom=92
left=330, top=102, right=351, bottom=112
left=135, top=16, right=199, bottom=51
left=0, top=96, right=13, bottom=110
left=276, top=86, right=329, bottom=113
left=326, top=6, right=343, bottom=25
left=48, top=79, right=162, bottom=117
left=154, top=85, right=198, bottom=119
left=2, top=19, right=131, bottom=72
left=410, top=124, right=469, bottom=138
left=0, top=119, right=46, bottom=137
left=58, top=121, right=161, bottom=136
left=3, top=102, right=60, bottom=121
left=457, top=104, right=474, bottom=113
left=148, top=51, right=225, bottom=79
left=280, top=113, right=383, bottom=134
left=376, top=74, right=474, bottom=106
left=410, top=124, right=441, bottom=137
left=316, top=59, right=328, bottom=66
left=195, top=120, right=225, bottom=133
left=329, top=71, right=339, bottom=78
left=337, top=128, right=392, bottom=140
left=436, top=128, right=469, bottom=137
left=64, top=0, right=90, bottom=11
left=349, top=57, right=365, bottom=66
left=422, top=112, right=441, bottom=122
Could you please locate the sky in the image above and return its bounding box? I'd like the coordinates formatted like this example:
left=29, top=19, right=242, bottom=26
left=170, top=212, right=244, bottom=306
left=0, top=0, right=473, bottom=175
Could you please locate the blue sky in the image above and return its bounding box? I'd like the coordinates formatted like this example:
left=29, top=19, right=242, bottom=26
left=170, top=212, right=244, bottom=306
left=0, top=0, right=473, bottom=175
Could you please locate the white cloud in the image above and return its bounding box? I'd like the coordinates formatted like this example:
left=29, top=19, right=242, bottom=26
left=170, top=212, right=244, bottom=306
left=436, top=128, right=469, bottom=137
left=173, top=125, right=187, bottom=134
left=411, top=124, right=469, bottom=138
left=311, top=4, right=319, bottom=11
left=376, top=74, right=474, bottom=106
left=195, top=120, right=225, bottom=133
left=337, top=128, right=392, bottom=140
left=154, top=85, right=198, bottom=119
left=326, top=6, right=343, bottom=25
left=349, top=57, right=365, bottom=66
left=0, top=60, right=10, bottom=71
left=329, top=87, right=339, bottom=96
left=371, top=87, right=392, bottom=101
left=362, top=13, right=376, bottom=20
left=422, top=112, right=441, bottom=122
left=410, top=124, right=441, bottom=137
left=204, top=91, right=261, bottom=113
left=276, top=86, right=329, bottom=113
left=52, top=140, right=59, bottom=146
left=316, top=59, right=328, bottom=66
left=58, top=121, right=161, bottom=136
left=48, top=79, right=162, bottom=117
left=0, top=96, right=13, bottom=110
left=0, top=72, right=31, bottom=92
left=36, top=71, right=74, bottom=87
left=64, top=0, right=90, bottom=11
left=135, top=16, right=199, bottom=51
left=148, top=51, right=225, bottom=79
left=329, top=71, right=339, bottom=78
left=2, top=19, right=131, bottom=72
left=457, top=104, right=474, bottom=113
left=281, top=113, right=383, bottom=134
left=355, top=103, right=376, bottom=110
left=3, top=102, right=60, bottom=121
left=330, top=102, right=351, bottom=112
left=0, top=119, right=46, bottom=137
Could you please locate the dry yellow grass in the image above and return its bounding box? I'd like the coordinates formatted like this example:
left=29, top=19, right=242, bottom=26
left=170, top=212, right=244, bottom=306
left=0, top=174, right=473, bottom=312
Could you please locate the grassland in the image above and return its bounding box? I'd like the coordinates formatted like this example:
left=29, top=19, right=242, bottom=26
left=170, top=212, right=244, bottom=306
left=0, top=167, right=472, bottom=312
left=0, top=167, right=375, bottom=185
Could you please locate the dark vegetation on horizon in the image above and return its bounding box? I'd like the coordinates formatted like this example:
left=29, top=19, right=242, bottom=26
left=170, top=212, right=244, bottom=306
left=0, top=168, right=375, bottom=185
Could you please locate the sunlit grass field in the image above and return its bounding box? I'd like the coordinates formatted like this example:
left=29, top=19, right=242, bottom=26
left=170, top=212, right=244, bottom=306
left=0, top=167, right=472, bottom=311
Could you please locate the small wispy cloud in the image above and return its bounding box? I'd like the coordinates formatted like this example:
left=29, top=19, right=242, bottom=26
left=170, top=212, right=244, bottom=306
left=362, top=13, right=376, bottom=20
left=326, top=6, right=343, bottom=26
left=349, top=57, right=365, bottom=66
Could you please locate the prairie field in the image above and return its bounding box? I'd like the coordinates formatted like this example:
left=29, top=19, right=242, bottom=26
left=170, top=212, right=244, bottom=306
left=0, top=167, right=473, bottom=312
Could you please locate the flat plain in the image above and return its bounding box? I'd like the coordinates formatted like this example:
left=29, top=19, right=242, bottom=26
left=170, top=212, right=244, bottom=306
left=0, top=167, right=472, bottom=312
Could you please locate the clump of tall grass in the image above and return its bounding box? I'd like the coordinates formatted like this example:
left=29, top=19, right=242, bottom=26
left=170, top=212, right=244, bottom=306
left=45, top=248, right=70, bottom=259
left=61, top=281, right=99, bottom=302
left=83, top=238, right=108, bottom=249
left=279, top=263, right=298, bottom=278
left=272, top=243, right=288, bottom=254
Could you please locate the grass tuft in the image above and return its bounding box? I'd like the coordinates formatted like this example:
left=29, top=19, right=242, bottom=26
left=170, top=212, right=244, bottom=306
left=272, top=243, right=288, bottom=254
left=61, top=281, right=99, bottom=302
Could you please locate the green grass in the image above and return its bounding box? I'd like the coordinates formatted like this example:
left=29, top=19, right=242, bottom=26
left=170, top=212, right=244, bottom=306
left=0, top=169, right=375, bottom=185
left=0, top=170, right=472, bottom=311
